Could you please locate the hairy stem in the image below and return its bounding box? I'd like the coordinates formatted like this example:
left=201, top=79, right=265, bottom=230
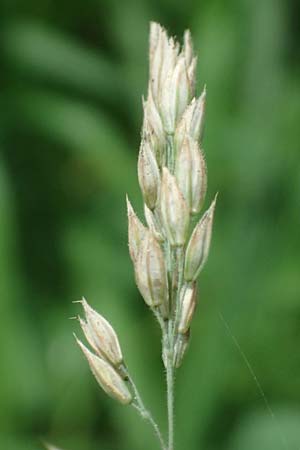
left=167, top=246, right=185, bottom=450
left=125, top=369, right=167, bottom=450
left=166, top=320, right=174, bottom=450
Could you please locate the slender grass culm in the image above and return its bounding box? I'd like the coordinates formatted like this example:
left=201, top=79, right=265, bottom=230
left=50, top=22, right=216, bottom=450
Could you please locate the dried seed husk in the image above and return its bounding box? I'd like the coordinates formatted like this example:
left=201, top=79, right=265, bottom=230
left=75, top=337, right=132, bottom=405
left=127, top=196, right=148, bottom=262
left=160, top=167, right=189, bottom=246
left=162, top=332, right=169, bottom=369
left=173, top=331, right=190, bottom=368
left=135, top=232, right=169, bottom=311
left=175, top=137, right=207, bottom=214
left=138, top=140, right=160, bottom=210
left=144, top=203, right=164, bottom=242
left=184, top=196, right=216, bottom=281
left=178, top=282, right=197, bottom=334
left=160, top=56, right=190, bottom=133
left=80, top=298, right=123, bottom=367
left=149, top=23, right=179, bottom=108
left=183, top=30, right=193, bottom=68
left=142, top=94, right=165, bottom=164
left=175, top=87, right=206, bottom=150
left=149, top=23, right=195, bottom=133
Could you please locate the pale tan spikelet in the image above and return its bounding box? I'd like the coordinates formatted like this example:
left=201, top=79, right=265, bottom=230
left=187, top=56, right=197, bottom=97
left=75, top=336, right=132, bottom=405
left=175, top=136, right=207, bottom=214
left=80, top=298, right=123, bottom=367
left=149, top=22, right=164, bottom=102
left=175, top=87, right=206, bottom=149
left=135, top=232, right=168, bottom=312
left=144, top=203, right=164, bottom=242
left=192, top=87, right=206, bottom=139
left=149, top=23, right=195, bottom=133
left=160, top=167, right=189, bottom=246
left=183, top=29, right=194, bottom=67
left=142, top=94, right=165, bottom=163
left=149, top=22, right=160, bottom=63
left=178, top=283, right=197, bottom=334
left=78, top=315, right=97, bottom=351
left=134, top=234, right=152, bottom=307
left=183, top=28, right=197, bottom=97
left=158, top=34, right=179, bottom=100
left=138, top=139, right=160, bottom=210
left=173, top=331, right=190, bottom=368
left=184, top=195, right=217, bottom=281
left=175, top=56, right=193, bottom=121
left=149, top=23, right=178, bottom=105
left=127, top=196, right=148, bottom=262
left=160, top=55, right=190, bottom=133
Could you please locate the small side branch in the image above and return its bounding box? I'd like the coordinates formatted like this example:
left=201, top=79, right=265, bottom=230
left=124, top=369, right=167, bottom=450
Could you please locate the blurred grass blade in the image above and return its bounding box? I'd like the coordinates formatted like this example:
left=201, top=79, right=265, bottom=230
left=10, top=89, right=136, bottom=193
left=1, top=21, right=126, bottom=101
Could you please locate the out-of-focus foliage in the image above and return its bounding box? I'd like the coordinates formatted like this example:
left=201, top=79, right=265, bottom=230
left=0, top=0, right=299, bottom=449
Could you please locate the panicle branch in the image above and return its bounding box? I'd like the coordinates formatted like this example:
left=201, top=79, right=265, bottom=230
left=73, top=21, right=216, bottom=450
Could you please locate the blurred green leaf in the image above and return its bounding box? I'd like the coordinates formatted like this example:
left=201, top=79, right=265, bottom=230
left=228, top=408, right=300, bottom=450
left=9, top=89, right=136, bottom=194
left=2, top=21, right=123, bottom=101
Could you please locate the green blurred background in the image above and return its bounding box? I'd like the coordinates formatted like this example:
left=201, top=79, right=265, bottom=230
left=0, top=0, right=300, bottom=449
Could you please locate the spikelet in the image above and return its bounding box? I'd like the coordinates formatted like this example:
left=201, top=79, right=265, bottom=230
left=184, top=196, right=217, bottom=281
left=138, top=139, right=160, bottom=210
left=135, top=232, right=169, bottom=312
left=148, top=22, right=195, bottom=134
left=143, top=93, right=165, bottom=164
left=178, top=283, right=197, bottom=334
left=75, top=337, right=132, bottom=405
left=175, top=88, right=206, bottom=150
left=160, top=55, right=191, bottom=133
left=79, top=298, right=123, bottom=367
left=144, top=204, right=164, bottom=242
left=173, top=331, right=190, bottom=368
left=127, top=196, right=148, bottom=262
left=160, top=167, right=189, bottom=247
left=175, top=137, right=207, bottom=214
